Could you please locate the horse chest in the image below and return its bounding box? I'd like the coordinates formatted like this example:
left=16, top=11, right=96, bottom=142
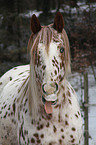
left=17, top=99, right=82, bottom=145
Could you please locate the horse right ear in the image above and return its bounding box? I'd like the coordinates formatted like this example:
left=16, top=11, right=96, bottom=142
left=31, top=14, right=41, bottom=34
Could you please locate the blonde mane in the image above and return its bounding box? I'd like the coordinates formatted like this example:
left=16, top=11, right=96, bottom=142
left=27, top=25, right=71, bottom=120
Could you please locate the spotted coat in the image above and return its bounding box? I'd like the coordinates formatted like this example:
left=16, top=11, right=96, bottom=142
left=0, top=65, right=82, bottom=145
left=0, top=12, right=83, bottom=145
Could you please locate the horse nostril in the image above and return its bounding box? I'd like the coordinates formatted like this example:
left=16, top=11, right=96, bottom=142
left=54, top=83, right=58, bottom=93
left=42, top=83, right=58, bottom=95
left=42, top=83, right=47, bottom=95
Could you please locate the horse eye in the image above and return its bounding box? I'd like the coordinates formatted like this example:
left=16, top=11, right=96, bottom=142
left=60, top=47, right=64, bottom=53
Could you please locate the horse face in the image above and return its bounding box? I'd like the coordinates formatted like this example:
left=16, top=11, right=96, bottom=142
left=34, top=38, right=65, bottom=101
left=29, top=13, right=70, bottom=113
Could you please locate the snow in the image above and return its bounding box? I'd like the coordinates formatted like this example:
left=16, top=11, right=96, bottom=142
left=68, top=66, right=96, bottom=145
left=19, top=2, right=96, bottom=20
left=20, top=10, right=43, bottom=18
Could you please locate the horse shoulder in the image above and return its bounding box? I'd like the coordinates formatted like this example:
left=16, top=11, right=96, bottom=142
left=0, top=64, right=30, bottom=145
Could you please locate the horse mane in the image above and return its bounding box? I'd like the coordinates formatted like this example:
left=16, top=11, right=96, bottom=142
left=27, top=24, right=71, bottom=120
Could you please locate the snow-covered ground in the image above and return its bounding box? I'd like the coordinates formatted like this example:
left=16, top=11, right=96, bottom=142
left=68, top=66, right=96, bottom=145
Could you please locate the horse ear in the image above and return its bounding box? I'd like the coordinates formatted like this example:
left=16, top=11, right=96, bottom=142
left=31, top=14, right=41, bottom=34
left=53, top=12, right=64, bottom=33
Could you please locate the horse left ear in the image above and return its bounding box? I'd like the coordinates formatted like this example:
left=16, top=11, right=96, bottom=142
left=53, top=12, right=64, bottom=33
left=31, top=14, right=41, bottom=34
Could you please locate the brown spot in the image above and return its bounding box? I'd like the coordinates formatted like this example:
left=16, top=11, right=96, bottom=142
left=37, top=139, right=41, bottom=143
left=46, top=122, right=50, bottom=127
left=78, top=111, right=80, bottom=116
left=72, top=127, right=76, bottom=131
left=54, top=104, right=59, bottom=108
left=19, top=72, right=24, bottom=75
left=40, top=124, right=43, bottom=129
left=37, top=126, right=40, bottom=130
left=70, top=135, right=73, bottom=138
left=52, top=59, right=55, bottom=64
left=61, top=128, right=64, bottom=132
left=71, top=138, right=75, bottom=143
left=37, top=122, right=39, bottom=125
left=18, top=89, right=21, bottom=93
left=13, top=67, right=17, bottom=70
left=31, top=138, right=35, bottom=143
left=59, top=139, right=62, bottom=144
left=51, top=78, right=53, bottom=81
left=37, top=55, right=41, bottom=66
left=60, top=76, right=64, bottom=82
left=42, top=65, right=46, bottom=70
left=61, top=85, right=65, bottom=90
left=4, top=104, right=7, bottom=108
left=55, top=63, right=59, bottom=73
left=10, top=77, right=12, bottom=81
left=39, top=118, right=41, bottom=121
left=53, top=125, right=57, bottom=133
left=63, top=93, right=65, bottom=102
left=54, top=70, right=57, bottom=75
left=14, top=78, right=19, bottom=82
left=0, top=82, right=2, bottom=85
left=54, top=56, right=58, bottom=64
left=11, top=112, right=13, bottom=116
left=1, top=107, right=3, bottom=110
left=62, top=135, right=65, bottom=139
left=47, top=114, right=52, bottom=120
left=31, top=120, right=34, bottom=124
left=79, top=139, right=81, bottom=144
left=75, top=114, right=78, bottom=118
left=65, top=120, right=69, bottom=126
left=3, top=114, right=7, bottom=118
left=24, top=130, right=28, bottom=135
left=13, top=103, right=16, bottom=115
left=59, top=75, right=62, bottom=80
left=25, top=109, right=28, bottom=114
left=33, top=133, right=39, bottom=138
left=68, top=99, right=72, bottom=105
left=67, top=91, right=71, bottom=97
left=65, top=114, right=68, bottom=118
left=40, top=134, right=44, bottom=138
left=71, top=87, right=75, bottom=94
left=60, top=63, right=63, bottom=69
left=58, top=113, right=61, bottom=122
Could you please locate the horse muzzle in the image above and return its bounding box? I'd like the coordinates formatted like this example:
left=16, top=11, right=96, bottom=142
left=42, top=82, right=58, bottom=101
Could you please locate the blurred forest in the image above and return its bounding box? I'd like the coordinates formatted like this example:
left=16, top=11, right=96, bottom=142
left=0, top=0, right=96, bottom=76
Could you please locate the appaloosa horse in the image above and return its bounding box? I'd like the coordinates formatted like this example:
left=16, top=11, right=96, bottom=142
left=0, top=12, right=82, bottom=145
